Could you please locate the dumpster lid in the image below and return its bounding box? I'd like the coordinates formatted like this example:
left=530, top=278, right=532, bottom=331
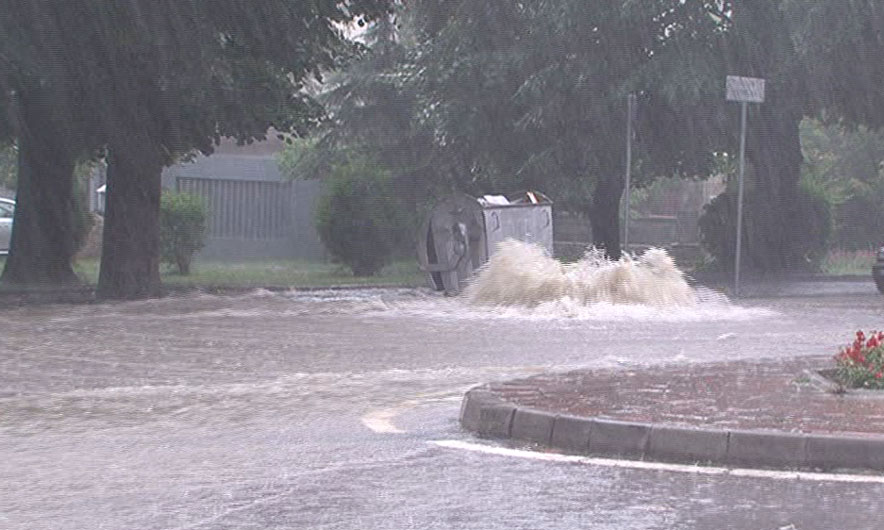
left=475, top=191, right=552, bottom=207
left=479, top=195, right=509, bottom=206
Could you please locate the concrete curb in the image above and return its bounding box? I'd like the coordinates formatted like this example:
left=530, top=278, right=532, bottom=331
left=460, top=386, right=884, bottom=472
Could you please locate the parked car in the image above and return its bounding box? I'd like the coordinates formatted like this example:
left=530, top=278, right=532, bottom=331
left=874, top=245, right=884, bottom=294
left=0, top=197, right=13, bottom=254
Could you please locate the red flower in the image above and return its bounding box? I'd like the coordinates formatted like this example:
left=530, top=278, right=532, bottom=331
left=876, top=372, right=882, bottom=379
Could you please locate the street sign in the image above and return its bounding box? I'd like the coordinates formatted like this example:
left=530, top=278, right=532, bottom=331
left=725, top=75, right=765, bottom=297
left=726, top=75, right=765, bottom=103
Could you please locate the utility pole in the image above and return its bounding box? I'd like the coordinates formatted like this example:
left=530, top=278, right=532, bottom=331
left=622, top=93, right=636, bottom=254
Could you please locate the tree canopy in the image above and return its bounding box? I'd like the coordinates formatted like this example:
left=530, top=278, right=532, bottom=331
left=318, top=0, right=884, bottom=266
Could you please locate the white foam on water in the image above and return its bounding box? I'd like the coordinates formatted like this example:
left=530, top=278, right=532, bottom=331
left=465, top=240, right=697, bottom=307
left=377, top=240, right=776, bottom=323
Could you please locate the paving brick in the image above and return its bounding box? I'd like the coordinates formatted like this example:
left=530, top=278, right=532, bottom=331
left=805, top=434, right=884, bottom=471
left=647, top=425, right=729, bottom=464
left=511, top=408, right=555, bottom=445
left=727, top=430, right=807, bottom=468
left=551, top=415, right=593, bottom=454
left=588, top=419, right=650, bottom=458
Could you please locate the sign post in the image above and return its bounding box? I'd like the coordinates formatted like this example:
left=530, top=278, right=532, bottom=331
left=623, top=94, right=636, bottom=253
left=725, top=75, right=765, bottom=297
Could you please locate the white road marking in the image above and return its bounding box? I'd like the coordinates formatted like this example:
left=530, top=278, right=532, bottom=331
left=430, top=440, right=884, bottom=484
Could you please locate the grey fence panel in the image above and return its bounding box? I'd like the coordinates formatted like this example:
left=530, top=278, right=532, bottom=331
left=175, top=177, right=325, bottom=260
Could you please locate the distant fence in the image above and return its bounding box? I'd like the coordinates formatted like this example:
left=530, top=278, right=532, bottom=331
left=553, top=210, right=704, bottom=264
left=176, top=176, right=325, bottom=261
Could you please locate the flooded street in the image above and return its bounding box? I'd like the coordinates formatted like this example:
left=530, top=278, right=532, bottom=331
left=3, top=286, right=884, bottom=529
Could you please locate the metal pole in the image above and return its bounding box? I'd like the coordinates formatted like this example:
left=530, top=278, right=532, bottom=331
left=734, top=101, right=747, bottom=297
left=623, top=94, right=635, bottom=253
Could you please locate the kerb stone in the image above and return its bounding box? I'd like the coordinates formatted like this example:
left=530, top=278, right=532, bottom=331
left=511, top=408, right=555, bottom=445
left=647, top=425, right=729, bottom=464
left=805, top=434, right=884, bottom=471
left=550, top=415, right=593, bottom=454
left=727, top=430, right=807, bottom=468
left=459, top=389, right=495, bottom=432
left=477, top=404, right=516, bottom=438
left=588, top=419, right=650, bottom=458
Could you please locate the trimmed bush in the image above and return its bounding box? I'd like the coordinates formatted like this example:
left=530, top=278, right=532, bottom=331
left=832, top=184, right=884, bottom=251
left=699, top=186, right=831, bottom=272
left=316, top=155, right=407, bottom=276
left=160, top=191, right=208, bottom=275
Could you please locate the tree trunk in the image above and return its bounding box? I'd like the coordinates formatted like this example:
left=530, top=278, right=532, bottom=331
left=744, top=107, right=806, bottom=271
left=96, top=145, right=163, bottom=300
left=588, top=174, right=624, bottom=261
left=747, top=106, right=802, bottom=205
left=0, top=122, right=80, bottom=288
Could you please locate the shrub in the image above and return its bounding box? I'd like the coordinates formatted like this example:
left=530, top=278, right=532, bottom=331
left=315, top=155, right=407, bottom=276
left=160, top=191, right=208, bottom=275
left=698, top=186, right=831, bottom=272
left=831, top=184, right=884, bottom=251
left=834, top=330, right=884, bottom=389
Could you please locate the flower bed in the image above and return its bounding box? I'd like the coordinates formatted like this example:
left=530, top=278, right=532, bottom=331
left=834, top=330, right=884, bottom=389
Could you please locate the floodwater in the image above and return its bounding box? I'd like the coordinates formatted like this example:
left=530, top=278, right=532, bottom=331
left=2, top=281, right=884, bottom=529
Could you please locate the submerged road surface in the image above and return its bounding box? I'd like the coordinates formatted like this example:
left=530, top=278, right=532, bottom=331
left=2, top=286, right=884, bottom=529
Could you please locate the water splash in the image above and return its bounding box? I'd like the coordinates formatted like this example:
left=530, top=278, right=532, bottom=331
left=464, top=239, right=697, bottom=307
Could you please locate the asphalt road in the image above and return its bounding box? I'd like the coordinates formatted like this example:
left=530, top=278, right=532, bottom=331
left=2, top=284, right=884, bottom=529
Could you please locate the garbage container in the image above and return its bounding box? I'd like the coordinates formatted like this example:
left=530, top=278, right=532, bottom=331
left=417, top=191, right=553, bottom=294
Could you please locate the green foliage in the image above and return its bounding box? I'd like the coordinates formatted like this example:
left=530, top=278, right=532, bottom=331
left=833, top=189, right=884, bottom=251
left=0, top=1, right=397, bottom=156
left=277, top=137, right=321, bottom=181
left=800, top=119, right=884, bottom=250
left=820, top=249, right=876, bottom=276
left=698, top=185, right=831, bottom=272
left=315, top=155, right=408, bottom=276
left=306, top=8, right=442, bottom=232
left=160, top=191, right=208, bottom=275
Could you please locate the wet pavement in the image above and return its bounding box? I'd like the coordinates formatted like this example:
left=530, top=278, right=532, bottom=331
left=2, top=285, right=884, bottom=529
left=486, top=356, right=884, bottom=435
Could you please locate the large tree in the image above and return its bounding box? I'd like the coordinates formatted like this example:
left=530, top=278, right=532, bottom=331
left=0, top=0, right=394, bottom=297
left=0, top=2, right=104, bottom=286
left=378, top=1, right=728, bottom=259
left=362, top=0, right=884, bottom=267
left=690, top=0, right=884, bottom=270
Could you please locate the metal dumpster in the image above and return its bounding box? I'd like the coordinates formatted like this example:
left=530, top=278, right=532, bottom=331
left=417, top=191, right=553, bottom=295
